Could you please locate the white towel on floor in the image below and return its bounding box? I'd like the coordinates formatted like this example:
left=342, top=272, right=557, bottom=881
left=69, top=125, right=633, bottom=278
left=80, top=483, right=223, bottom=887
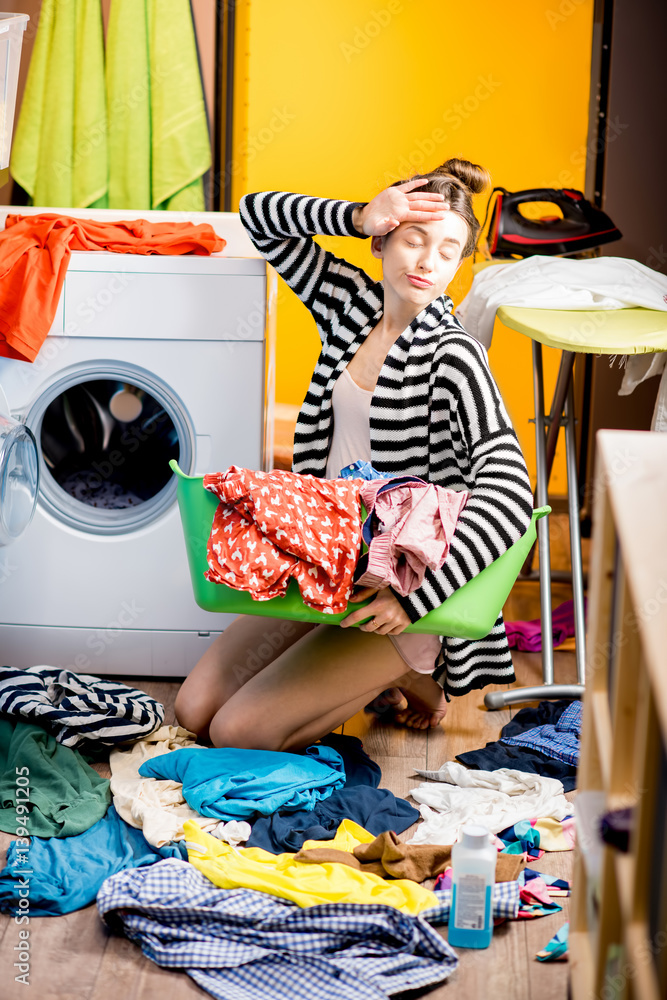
left=407, top=762, right=570, bottom=845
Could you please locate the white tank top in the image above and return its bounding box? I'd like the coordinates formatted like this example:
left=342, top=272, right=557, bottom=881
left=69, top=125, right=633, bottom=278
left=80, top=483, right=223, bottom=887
left=325, top=366, right=373, bottom=479
left=324, top=364, right=441, bottom=674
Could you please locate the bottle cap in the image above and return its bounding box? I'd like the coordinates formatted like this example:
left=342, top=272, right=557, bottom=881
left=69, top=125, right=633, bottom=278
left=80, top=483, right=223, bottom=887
left=460, top=824, right=490, bottom=849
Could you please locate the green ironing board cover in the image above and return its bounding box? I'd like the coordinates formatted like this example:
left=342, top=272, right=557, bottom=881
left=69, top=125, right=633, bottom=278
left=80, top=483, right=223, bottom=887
left=497, top=306, right=667, bottom=355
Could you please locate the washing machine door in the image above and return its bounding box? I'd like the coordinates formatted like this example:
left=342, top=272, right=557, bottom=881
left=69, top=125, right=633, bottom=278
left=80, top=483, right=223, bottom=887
left=0, top=385, right=39, bottom=546
left=27, top=362, right=194, bottom=535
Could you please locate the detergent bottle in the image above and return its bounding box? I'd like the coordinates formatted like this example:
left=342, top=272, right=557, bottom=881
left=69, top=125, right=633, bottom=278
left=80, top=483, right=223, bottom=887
left=448, top=824, right=496, bottom=949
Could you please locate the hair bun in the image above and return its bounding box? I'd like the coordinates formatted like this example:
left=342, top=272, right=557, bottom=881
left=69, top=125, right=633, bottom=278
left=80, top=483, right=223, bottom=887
left=433, top=158, right=491, bottom=196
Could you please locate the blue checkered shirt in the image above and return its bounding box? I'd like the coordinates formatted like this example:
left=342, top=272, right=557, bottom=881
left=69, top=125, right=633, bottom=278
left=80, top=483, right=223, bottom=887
left=422, top=881, right=520, bottom=924
left=500, top=700, right=582, bottom=766
left=97, top=859, right=459, bottom=1000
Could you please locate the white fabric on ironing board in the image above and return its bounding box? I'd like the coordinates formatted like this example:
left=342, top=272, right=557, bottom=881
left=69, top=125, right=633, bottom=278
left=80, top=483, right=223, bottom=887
left=456, top=255, right=667, bottom=349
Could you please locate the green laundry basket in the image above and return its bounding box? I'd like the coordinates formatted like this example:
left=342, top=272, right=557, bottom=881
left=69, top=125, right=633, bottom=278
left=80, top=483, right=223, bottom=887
left=170, top=460, right=550, bottom=640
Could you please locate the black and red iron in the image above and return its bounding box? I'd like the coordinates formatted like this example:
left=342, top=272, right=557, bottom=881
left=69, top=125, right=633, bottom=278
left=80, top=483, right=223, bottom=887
left=484, top=186, right=622, bottom=258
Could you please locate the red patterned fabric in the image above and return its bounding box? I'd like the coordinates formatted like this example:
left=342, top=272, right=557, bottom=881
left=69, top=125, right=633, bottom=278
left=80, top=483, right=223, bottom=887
left=203, top=467, right=363, bottom=614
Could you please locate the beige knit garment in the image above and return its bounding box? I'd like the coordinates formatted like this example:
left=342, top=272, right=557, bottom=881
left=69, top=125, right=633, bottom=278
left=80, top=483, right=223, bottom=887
left=109, top=725, right=221, bottom=847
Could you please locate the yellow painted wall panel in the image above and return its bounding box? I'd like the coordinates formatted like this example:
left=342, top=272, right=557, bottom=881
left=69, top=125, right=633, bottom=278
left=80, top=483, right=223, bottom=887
left=234, top=0, right=594, bottom=490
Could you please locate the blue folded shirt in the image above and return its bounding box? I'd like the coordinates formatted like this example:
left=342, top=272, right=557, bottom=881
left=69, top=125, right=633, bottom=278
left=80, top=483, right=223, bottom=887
left=138, top=743, right=346, bottom=820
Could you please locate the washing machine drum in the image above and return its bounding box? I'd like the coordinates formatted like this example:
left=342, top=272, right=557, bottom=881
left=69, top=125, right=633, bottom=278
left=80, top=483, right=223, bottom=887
left=41, top=380, right=178, bottom=508
left=0, top=395, right=39, bottom=547
left=32, top=371, right=193, bottom=535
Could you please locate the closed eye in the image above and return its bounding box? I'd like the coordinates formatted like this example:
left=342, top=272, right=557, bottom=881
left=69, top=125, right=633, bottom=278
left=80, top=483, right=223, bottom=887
left=407, top=241, right=454, bottom=260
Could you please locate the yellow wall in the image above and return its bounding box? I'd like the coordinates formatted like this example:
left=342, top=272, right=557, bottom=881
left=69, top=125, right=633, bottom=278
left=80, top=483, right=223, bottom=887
left=232, top=0, right=594, bottom=491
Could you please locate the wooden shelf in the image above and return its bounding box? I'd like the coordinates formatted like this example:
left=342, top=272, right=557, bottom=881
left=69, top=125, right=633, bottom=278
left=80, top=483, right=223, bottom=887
left=614, top=852, right=635, bottom=927
left=569, top=929, right=595, bottom=998
left=571, top=431, right=667, bottom=1000
left=591, top=689, right=614, bottom=789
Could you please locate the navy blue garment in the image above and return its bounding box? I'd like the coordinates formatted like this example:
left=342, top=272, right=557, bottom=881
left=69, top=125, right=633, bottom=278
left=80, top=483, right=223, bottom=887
left=0, top=805, right=185, bottom=916
left=600, top=807, right=633, bottom=853
left=318, top=733, right=381, bottom=787
left=248, top=787, right=420, bottom=853
left=501, top=700, right=582, bottom=766
left=248, top=734, right=418, bottom=853
left=456, top=700, right=578, bottom=792
left=500, top=699, right=575, bottom=737
left=456, top=742, right=578, bottom=791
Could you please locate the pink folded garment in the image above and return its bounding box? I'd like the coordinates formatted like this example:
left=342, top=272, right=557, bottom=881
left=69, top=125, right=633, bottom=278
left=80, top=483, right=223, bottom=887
left=355, top=479, right=469, bottom=597
left=505, top=598, right=587, bottom=652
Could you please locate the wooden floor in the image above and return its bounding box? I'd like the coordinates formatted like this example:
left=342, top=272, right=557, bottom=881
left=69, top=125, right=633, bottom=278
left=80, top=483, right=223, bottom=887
left=0, top=515, right=582, bottom=999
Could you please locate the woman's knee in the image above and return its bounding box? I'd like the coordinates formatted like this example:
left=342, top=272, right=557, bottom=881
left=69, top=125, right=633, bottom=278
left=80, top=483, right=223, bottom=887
left=173, top=682, right=211, bottom=737
left=208, top=703, right=283, bottom=751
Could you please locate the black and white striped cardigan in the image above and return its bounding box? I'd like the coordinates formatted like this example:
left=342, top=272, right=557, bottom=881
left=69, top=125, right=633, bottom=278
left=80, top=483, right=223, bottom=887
left=238, top=191, right=534, bottom=698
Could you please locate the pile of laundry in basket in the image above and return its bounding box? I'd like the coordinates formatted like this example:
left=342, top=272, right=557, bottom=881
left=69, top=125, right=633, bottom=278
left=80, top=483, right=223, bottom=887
left=203, top=462, right=469, bottom=613
left=0, top=664, right=581, bottom=998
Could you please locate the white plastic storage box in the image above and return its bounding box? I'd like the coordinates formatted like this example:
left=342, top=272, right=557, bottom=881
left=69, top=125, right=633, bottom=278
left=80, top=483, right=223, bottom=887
left=0, top=12, right=29, bottom=169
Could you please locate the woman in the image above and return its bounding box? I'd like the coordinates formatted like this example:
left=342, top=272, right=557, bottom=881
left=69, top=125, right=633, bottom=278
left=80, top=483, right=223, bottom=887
left=175, top=158, right=533, bottom=751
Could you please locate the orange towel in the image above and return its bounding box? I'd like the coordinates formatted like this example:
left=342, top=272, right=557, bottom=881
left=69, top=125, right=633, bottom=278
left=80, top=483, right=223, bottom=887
left=0, top=214, right=225, bottom=363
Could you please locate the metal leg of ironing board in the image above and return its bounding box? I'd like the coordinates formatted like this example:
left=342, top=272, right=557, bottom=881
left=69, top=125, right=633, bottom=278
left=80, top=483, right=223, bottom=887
left=521, top=350, right=576, bottom=575
left=532, top=341, right=554, bottom=687
left=564, top=380, right=587, bottom=686
left=485, top=342, right=584, bottom=709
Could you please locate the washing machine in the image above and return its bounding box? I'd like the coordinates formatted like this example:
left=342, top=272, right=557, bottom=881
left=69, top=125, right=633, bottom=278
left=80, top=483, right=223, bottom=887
left=0, top=206, right=276, bottom=676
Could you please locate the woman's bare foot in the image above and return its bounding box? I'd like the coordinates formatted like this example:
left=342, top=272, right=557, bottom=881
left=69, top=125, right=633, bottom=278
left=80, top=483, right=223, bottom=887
left=365, top=686, right=406, bottom=718
left=366, top=673, right=448, bottom=730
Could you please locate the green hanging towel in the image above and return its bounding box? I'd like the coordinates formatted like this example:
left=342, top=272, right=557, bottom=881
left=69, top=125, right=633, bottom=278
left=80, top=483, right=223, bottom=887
left=0, top=718, right=111, bottom=839
left=106, top=0, right=151, bottom=209
left=107, top=0, right=210, bottom=211
left=10, top=0, right=108, bottom=209
left=147, top=0, right=210, bottom=210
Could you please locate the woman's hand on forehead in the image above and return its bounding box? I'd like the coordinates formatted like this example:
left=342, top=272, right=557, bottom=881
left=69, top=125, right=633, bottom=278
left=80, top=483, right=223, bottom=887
left=356, top=178, right=450, bottom=237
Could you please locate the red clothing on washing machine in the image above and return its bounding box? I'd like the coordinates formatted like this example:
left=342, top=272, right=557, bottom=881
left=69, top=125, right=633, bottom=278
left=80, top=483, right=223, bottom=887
left=203, top=467, right=363, bottom=614
left=0, top=214, right=225, bottom=363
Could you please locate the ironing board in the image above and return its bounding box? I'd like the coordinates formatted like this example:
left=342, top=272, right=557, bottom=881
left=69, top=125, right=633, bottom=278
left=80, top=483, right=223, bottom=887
left=483, top=304, right=667, bottom=709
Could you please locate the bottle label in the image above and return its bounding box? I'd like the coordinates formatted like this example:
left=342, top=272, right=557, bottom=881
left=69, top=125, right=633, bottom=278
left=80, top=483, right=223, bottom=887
left=453, top=873, right=487, bottom=930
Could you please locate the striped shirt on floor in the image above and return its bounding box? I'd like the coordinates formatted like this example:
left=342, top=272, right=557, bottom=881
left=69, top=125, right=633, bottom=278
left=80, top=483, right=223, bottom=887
left=239, top=191, right=534, bottom=697
left=0, top=666, right=164, bottom=748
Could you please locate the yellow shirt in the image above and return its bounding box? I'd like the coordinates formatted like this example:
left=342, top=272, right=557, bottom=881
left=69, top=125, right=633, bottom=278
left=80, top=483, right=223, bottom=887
left=183, top=818, right=437, bottom=915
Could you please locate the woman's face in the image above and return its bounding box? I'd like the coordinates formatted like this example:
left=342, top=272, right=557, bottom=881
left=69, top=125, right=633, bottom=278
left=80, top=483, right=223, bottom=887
left=371, top=211, right=469, bottom=306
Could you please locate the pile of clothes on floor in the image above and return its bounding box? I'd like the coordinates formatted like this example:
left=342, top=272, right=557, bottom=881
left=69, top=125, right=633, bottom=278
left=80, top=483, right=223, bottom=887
left=0, top=666, right=581, bottom=997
